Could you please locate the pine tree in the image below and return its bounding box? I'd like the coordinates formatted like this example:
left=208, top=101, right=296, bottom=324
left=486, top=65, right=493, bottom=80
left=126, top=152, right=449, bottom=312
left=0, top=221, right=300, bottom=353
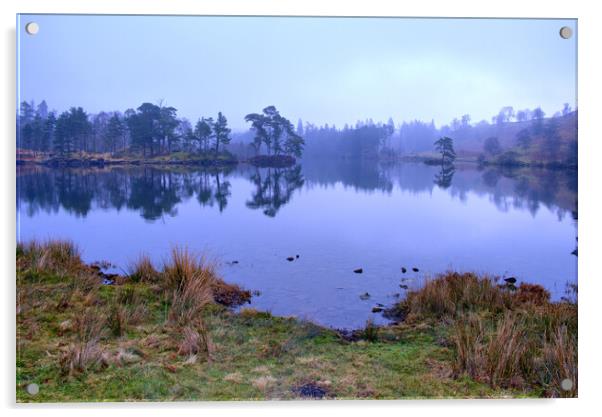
left=434, top=136, right=456, bottom=164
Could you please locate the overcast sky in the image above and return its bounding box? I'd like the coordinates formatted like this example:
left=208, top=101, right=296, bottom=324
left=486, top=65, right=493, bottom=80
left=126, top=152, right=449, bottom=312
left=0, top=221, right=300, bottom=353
left=18, top=15, right=577, bottom=130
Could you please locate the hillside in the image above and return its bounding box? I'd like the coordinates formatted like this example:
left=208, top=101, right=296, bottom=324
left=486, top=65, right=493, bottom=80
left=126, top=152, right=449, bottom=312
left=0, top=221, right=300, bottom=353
left=413, top=112, right=578, bottom=167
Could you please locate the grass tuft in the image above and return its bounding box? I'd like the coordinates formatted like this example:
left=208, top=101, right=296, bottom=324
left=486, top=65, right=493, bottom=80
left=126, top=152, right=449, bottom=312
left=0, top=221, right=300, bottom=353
left=396, top=272, right=577, bottom=395
left=128, top=254, right=160, bottom=283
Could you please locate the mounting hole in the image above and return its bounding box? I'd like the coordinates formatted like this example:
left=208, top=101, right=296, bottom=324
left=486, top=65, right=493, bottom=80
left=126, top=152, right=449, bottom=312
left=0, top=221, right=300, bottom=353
left=561, top=378, right=573, bottom=391
left=559, top=26, right=572, bottom=39
left=25, top=22, right=39, bottom=35
left=26, top=383, right=39, bottom=395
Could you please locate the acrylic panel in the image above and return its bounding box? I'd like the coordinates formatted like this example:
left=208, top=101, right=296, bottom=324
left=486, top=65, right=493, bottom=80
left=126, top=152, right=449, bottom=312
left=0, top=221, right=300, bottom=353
left=16, top=15, right=577, bottom=401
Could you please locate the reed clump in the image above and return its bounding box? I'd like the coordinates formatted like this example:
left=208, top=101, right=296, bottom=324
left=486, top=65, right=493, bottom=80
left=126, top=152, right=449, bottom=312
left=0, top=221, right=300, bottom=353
left=162, top=247, right=215, bottom=361
left=17, top=239, right=84, bottom=277
left=394, top=272, right=577, bottom=396
left=128, top=254, right=160, bottom=283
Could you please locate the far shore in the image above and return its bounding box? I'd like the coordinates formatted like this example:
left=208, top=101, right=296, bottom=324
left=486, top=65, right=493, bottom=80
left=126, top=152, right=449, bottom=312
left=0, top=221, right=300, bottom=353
left=17, top=150, right=577, bottom=172
left=16, top=151, right=299, bottom=169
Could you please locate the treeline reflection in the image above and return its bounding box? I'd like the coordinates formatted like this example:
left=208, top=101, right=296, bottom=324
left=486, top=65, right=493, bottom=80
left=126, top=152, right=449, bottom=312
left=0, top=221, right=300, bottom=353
left=17, top=161, right=576, bottom=220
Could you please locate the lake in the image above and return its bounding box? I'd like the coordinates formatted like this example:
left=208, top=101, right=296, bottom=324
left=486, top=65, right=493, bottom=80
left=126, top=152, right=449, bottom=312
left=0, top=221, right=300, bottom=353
left=16, top=160, right=577, bottom=329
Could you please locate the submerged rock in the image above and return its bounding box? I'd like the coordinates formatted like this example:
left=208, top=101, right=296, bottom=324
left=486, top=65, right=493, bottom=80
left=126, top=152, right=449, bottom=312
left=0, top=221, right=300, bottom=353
left=359, top=292, right=370, bottom=300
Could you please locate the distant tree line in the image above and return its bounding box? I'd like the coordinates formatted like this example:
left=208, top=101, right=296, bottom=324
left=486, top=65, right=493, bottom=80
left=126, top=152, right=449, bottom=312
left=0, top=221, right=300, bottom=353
left=17, top=101, right=304, bottom=159
left=301, top=118, right=394, bottom=159
left=19, top=100, right=575, bottom=164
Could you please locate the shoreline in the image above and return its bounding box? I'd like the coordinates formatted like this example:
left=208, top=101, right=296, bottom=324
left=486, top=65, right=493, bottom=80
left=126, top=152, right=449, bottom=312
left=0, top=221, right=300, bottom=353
left=16, top=153, right=299, bottom=169
left=399, top=155, right=577, bottom=171
left=17, top=240, right=577, bottom=401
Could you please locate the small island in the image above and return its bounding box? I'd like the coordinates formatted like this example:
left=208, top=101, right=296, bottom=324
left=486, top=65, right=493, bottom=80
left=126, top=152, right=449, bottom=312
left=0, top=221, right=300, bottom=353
left=17, top=103, right=304, bottom=170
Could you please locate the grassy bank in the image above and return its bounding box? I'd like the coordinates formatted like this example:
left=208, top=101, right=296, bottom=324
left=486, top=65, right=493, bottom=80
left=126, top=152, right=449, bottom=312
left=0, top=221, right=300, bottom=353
left=16, top=241, right=576, bottom=401
left=16, top=150, right=238, bottom=168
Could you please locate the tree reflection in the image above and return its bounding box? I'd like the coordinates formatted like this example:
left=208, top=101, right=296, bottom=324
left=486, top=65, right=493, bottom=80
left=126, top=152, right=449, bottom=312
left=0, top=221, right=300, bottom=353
left=433, top=164, right=455, bottom=189
left=246, top=165, right=304, bottom=217
left=17, top=166, right=233, bottom=220
left=196, top=170, right=231, bottom=212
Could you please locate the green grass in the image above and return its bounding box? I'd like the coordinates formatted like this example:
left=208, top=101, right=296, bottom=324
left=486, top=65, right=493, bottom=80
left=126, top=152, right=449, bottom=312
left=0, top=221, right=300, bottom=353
left=17, top=242, right=545, bottom=402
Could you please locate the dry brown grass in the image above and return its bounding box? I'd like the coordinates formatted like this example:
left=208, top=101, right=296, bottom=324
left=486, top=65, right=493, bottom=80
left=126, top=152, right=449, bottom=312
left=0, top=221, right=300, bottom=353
left=541, top=325, right=578, bottom=397
left=128, top=254, right=160, bottom=283
left=60, top=308, right=107, bottom=376
left=484, top=313, right=529, bottom=388
left=162, top=247, right=215, bottom=361
left=400, top=272, right=513, bottom=321
left=399, top=272, right=577, bottom=396
left=17, top=239, right=84, bottom=277
left=451, top=313, right=486, bottom=379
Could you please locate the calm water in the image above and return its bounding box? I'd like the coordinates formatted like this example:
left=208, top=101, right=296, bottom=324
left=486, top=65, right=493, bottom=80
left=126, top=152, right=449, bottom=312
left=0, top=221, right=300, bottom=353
left=17, top=161, right=577, bottom=328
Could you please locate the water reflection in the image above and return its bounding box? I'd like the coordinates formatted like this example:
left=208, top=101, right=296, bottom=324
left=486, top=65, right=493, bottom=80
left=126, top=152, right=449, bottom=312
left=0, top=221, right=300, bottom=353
left=17, top=161, right=577, bottom=221
left=434, top=164, right=456, bottom=189
left=246, top=165, right=305, bottom=217
left=17, top=161, right=577, bottom=328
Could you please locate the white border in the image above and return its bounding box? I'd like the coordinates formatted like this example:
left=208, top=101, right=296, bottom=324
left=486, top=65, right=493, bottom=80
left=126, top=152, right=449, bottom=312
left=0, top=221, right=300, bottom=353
left=2, top=1, right=601, bottom=416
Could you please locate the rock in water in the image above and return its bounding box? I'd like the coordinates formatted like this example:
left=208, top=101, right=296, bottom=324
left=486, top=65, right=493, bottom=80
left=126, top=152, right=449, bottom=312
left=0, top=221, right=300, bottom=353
left=504, top=277, right=517, bottom=284
left=296, top=254, right=300, bottom=259
left=359, top=292, right=370, bottom=300
left=401, top=267, right=407, bottom=273
left=286, top=257, right=295, bottom=262
left=372, top=307, right=384, bottom=313
left=353, top=268, right=363, bottom=274
left=412, top=267, right=419, bottom=272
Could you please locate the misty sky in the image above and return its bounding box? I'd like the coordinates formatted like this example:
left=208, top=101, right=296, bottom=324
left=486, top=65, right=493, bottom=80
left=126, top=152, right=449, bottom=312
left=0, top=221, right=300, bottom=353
left=17, top=15, right=576, bottom=130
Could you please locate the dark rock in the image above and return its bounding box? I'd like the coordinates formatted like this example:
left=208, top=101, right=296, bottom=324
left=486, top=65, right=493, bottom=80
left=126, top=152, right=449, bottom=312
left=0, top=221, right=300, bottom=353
left=359, top=292, right=370, bottom=300
left=399, top=284, right=409, bottom=290
left=401, top=267, right=407, bottom=273
left=286, top=256, right=295, bottom=262
left=371, top=307, right=384, bottom=313
left=294, top=383, right=328, bottom=399
left=296, top=254, right=300, bottom=259
left=353, top=268, right=363, bottom=274
left=412, top=267, right=419, bottom=272
left=571, top=248, right=578, bottom=256
left=504, top=277, right=517, bottom=284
